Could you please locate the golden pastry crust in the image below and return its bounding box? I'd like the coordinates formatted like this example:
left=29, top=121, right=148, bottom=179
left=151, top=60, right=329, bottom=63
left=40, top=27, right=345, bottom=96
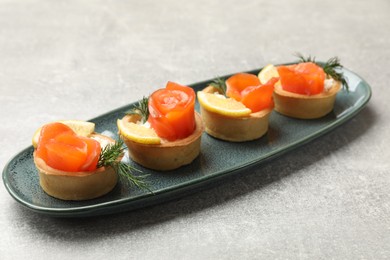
left=273, top=79, right=342, bottom=119
left=34, top=134, right=118, bottom=201
left=120, top=113, right=204, bottom=171
left=199, top=86, right=272, bottom=142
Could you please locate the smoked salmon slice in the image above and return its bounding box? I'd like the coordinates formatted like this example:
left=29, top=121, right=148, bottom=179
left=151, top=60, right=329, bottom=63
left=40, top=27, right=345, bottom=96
left=277, top=62, right=326, bottom=95
left=36, top=122, right=101, bottom=172
left=148, top=81, right=196, bottom=141
left=225, top=73, right=277, bottom=113
left=226, top=73, right=261, bottom=101
left=240, top=77, right=278, bottom=112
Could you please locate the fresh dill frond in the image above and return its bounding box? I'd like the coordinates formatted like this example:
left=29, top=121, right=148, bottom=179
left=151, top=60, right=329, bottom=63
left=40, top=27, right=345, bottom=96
left=295, top=53, right=349, bottom=91
left=113, top=162, right=151, bottom=192
left=209, top=77, right=227, bottom=96
left=322, top=57, right=348, bottom=90
left=97, top=140, right=123, bottom=168
left=126, top=96, right=149, bottom=123
left=97, top=139, right=151, bottom=192
left=295, top=52, right=316, bottom=63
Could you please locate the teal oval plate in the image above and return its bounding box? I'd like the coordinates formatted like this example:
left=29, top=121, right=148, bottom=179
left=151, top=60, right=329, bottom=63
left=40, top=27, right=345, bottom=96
left=2, top=66, right=371, bottom=217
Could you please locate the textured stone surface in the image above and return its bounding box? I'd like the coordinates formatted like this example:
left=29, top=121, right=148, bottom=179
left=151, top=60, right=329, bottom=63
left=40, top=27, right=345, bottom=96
left=1, top=0, right=389, bottom=259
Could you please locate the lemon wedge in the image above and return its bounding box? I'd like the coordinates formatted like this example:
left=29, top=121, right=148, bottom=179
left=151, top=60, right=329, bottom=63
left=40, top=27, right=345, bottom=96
left=197, top=91, right=251, bottom=118
left=117, top=119, right=161, bottom=145
left=258, top=64, right=280, bottom=84
left=32, top=120, right=95, bottom=148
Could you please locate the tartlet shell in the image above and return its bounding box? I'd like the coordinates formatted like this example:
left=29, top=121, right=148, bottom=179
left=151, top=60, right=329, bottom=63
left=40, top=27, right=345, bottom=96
left=273, top=80, right=342, bottom=119
left=33, top=134, right=118, bottom=201
left=199, top=86, right=272, bottom=142
left=120, top=113, right=204, bottom=171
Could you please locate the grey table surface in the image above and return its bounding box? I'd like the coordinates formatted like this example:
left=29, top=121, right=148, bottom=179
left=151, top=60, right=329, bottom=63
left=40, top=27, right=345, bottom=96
left=1, top=0, right=389, bottom=259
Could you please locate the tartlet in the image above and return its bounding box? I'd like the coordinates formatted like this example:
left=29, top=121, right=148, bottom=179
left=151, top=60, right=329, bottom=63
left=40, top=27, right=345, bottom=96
left=260, top=57, right=347, bottom=119
left=119, top=113, right=203, bottom=171
left=273, top=79, right=342, bottom=119
left=199, top=86, right=272, bottom=142
left=198, top=73, right=277, bottom=142
left=34, top=131, right=119, bottom=201
left=118, top=81, right=204, bottom=171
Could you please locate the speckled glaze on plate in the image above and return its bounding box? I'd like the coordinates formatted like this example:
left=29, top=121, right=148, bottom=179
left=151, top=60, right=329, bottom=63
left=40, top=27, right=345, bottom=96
left=2, top=66, right=371, bottom=217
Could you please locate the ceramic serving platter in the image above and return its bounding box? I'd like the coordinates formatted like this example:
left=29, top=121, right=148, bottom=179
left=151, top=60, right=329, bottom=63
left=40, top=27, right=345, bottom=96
left=2, top=66, right=372, bottom=217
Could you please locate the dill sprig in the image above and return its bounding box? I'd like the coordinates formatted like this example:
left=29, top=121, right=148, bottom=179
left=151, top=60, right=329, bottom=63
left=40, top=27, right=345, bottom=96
left=295, top=53, right=349, bottom=91
left=322, top=57, right=349, bottom=90
left=97, top=139, right=151, bottom=192
left=209, top=77, right=227, bottom=96
left=295, top=52, right=316, bottom=64
left=97, top=140, right=124, bottom=168
left=126, top=96, right=149, bottom=123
